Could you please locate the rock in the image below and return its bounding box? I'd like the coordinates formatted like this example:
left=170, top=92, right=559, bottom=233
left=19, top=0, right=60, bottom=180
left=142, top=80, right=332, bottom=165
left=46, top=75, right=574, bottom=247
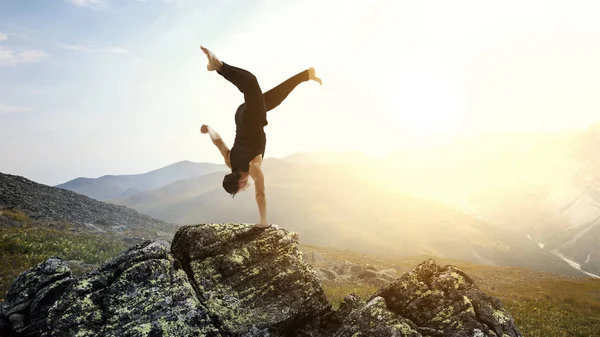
left=364, top=265, right=377, bottom=272
left=171, top=223, right=334, bottom=336
left=370, top=259, right=523, bottom=337
left=0, top=215, right=21, bottom=227
left=334, top=297, right=422, bottom=337
left=350, top=265, right=363, bottom=274
left=377, top=268, right=398, bottom=282
left=1, top=224, right=525, bottom=337
left=0, top=257, right=73, bottom=337
left=366, top=277, right=389, bottom=287
left=317, top=268, right=338, bottom=281
left=311, top=251, right=325, bottom=263
left=331, top=293, right=365, bottom=326
left=333, top=261, right=356, bottom=276
left=356, top=269, right=378, bottom=280
left=43, top=240, right=220, bottom=337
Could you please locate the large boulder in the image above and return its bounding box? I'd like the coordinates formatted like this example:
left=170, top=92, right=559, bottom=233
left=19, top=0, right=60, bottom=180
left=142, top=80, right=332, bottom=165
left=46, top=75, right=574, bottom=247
left=0, top=257, right=73, bottom=337
left=42, top=240, right=219, bottom=337
left=362, top=259, right=523, bottom=337
left=170, top=223, right=334, bottom=336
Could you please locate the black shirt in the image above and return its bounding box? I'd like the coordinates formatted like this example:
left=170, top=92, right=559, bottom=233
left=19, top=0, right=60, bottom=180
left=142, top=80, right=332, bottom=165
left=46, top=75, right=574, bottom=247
left=230, top=103, right=267, bottom=173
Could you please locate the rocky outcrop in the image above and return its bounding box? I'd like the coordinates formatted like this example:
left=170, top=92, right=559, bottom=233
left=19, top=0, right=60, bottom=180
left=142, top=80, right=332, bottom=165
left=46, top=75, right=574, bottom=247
left=364, top=259, right=522, bottom=337
left=43, top=240, right=219, bottom=337
left=0, top=173, right=176, bottom=240
left=170, top=223, right=333, bottom=336
left=1, top=223, right=523, bottom=337
left=0, top=258, right=73, bottom=337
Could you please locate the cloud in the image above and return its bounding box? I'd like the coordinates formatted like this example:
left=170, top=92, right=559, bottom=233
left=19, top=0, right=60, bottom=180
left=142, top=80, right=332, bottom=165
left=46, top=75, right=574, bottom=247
left=61, top=44, right=129, bottom=55
left=66, top=0, right=107, bottom=9
left=164, top=0, right=190, bottom=6
left=0, top=102, right=33, bottom=114
left=0, top=46, right=49, bottom=66
left=0, top=31, right=49, bottom=66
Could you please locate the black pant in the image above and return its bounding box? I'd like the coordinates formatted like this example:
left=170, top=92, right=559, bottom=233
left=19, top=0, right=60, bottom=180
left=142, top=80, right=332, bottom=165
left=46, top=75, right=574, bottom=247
left=217, top=62, right=309, bottom=127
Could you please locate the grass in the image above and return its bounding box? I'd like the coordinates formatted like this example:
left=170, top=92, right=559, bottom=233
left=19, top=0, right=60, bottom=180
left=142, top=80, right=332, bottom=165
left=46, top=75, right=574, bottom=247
left=0, top=208, right=31, bottom=225
left=1, top=222, right=598, bottom=336
left=302, top=244, right=600, bottom=337
left=321, top=281, right=380, bottom=309
left=0, top=225, right=129, bottom=301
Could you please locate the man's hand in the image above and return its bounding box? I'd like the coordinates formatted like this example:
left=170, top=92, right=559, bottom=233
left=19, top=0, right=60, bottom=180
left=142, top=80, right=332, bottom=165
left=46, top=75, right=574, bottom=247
left=200, top=124, right=209, bottom=134
left=308, top=67, right=322, bottom=85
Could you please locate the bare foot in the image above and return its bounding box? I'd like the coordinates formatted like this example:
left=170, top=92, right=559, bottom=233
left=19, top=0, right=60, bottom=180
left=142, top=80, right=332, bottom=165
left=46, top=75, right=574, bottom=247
left=308, top=67, right=322, bottom=85
left=200, top=46, right=223, bottom=71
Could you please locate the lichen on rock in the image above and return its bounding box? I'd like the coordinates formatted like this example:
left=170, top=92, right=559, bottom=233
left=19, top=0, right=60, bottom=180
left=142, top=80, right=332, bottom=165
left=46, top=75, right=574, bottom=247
left=0, top=257, right=73, bottom=337
left=171, top=223, right=334, bottom=336
left=333, top=296, right=422, bottom=337
left=370, top=259, right=522, bottom=337
left=42, top=240, right=220, bottom=337
left=1, top=223, right=525, bottom=337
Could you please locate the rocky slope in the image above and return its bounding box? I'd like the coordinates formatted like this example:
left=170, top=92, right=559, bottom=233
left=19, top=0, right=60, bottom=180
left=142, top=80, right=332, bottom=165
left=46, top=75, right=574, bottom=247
left=0, top=223, right=523, bottom=337
left=0, top=172, right=177, bottom=240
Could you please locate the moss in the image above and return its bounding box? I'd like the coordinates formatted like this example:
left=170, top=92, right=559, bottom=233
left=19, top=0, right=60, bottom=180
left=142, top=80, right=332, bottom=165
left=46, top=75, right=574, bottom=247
left=228, top=248, right=250, bottom=265
left=132, top=323, right=152, bottom=335
left=463, top=295, right=475, bottom=315
left=430, top=305, right=456, bottom=325
left=492, top=309, right=509, bottom=325
left=392, top=322, right=416, bottom=335
left=450, top=271, right=466, bottom=289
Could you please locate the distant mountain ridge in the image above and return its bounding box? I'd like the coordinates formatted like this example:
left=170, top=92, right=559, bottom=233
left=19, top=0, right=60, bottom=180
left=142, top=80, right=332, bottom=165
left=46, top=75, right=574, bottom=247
left=108, top=158, right=586, bottom=278
left=55, top=160, right=227, bottom=201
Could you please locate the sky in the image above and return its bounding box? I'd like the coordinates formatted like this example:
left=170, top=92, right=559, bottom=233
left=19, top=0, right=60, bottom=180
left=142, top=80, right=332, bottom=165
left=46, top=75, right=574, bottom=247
left=1, top=0, right=600, bottom=185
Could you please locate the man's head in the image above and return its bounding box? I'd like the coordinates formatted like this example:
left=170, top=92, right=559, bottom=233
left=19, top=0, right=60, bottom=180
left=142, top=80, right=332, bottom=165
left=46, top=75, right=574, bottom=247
left=222, top=171, right=250, bottom=197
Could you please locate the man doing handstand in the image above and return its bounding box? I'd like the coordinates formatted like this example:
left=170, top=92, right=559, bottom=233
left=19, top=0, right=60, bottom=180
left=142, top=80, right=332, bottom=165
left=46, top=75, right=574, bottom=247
left=199, top=46, right=322, bottom=228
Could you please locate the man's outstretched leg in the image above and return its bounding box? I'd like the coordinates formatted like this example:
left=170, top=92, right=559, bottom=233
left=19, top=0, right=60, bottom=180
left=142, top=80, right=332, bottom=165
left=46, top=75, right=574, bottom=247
left=201, top=46, right=265, bottom=113
left=263, top=67, right=322, bottom=112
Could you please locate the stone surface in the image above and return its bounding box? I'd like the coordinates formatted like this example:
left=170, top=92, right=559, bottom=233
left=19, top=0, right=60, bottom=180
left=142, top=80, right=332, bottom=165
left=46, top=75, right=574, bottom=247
left=333, top=297, right=422, bottom=337
left=370, top=259, right=522, bottom=337
left=1, top=224, right=525, bottom=337
left=171, top=223, right=334, bottom=337
left=43, top=241, right=219, bottom=337
left=0, top=257, right=73, bottom=337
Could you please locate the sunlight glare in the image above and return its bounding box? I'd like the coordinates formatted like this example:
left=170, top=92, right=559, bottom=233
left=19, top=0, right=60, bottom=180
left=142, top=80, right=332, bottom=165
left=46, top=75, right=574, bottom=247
left=383, top=66, right=465, bottom=150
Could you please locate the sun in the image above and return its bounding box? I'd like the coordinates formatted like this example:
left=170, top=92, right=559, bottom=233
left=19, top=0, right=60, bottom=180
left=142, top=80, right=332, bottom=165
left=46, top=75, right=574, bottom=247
left=383, top=67, right=465, bottom=149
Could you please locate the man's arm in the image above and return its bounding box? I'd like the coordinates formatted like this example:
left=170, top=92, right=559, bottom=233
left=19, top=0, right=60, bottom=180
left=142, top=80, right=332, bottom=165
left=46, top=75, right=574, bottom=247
left=201, top=124, right=231, bottom=168
left=249, top=161, right=268, bottom=227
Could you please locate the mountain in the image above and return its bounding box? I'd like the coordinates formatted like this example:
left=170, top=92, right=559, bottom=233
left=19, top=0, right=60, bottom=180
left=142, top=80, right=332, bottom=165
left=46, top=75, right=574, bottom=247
left=0, top=172, right=177, bottom=240
left=108, top=159, right=585, bottom=278
left=440, top=124, right=600, bottom=277
left=0, top=223, right=524, bottom=337
left=55, top=160, right=227, bottom=201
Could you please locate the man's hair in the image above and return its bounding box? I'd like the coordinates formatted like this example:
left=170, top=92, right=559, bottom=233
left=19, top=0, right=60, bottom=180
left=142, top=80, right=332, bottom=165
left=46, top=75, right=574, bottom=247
left=222, top=171, right=241, bottom=197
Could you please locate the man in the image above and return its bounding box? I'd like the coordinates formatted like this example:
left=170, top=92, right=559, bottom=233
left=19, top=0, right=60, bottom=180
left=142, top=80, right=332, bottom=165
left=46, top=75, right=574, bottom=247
left=199, top=46, right=322, bottom=228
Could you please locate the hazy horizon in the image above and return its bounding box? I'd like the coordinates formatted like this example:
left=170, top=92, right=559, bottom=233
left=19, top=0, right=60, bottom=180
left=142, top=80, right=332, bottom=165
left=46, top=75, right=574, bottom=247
left=2, top=0, right=600, bottom=185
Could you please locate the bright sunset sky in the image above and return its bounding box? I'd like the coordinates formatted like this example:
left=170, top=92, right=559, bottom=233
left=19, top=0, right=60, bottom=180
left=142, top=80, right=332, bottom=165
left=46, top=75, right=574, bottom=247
left=1, top=0, right=600, bottom=185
